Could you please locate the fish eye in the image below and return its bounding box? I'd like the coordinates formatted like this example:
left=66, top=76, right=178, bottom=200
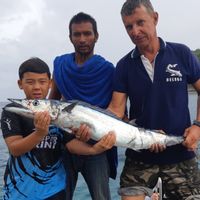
left=52, top=111, right=57, bottom=117
left=32, top=100, right=40, bottom=106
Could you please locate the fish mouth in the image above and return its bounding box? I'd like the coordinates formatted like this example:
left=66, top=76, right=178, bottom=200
left=7, top=98, right=60, bottom=120
left=5, top=99, right=35, bottom=119
left=8, top=98, right=29, bottom=109
left=8, top=98, right=22, bottom=103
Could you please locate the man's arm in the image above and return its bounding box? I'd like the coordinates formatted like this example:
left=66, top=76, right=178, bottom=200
left=193, top=80, right=200, bottom=121
left=107, top=91, right=127, bottom=119
left=48, top=77, right=62, bottom=100
left=183, top=79, right=200, bottom=150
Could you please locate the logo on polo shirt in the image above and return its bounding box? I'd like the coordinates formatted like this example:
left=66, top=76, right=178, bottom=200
left=166, top=64, right=182, bottom=82
left=4, top=118, right=11, bottom=130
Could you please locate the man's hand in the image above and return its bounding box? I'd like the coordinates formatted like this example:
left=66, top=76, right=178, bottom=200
left=149, top=143, right=166, bottom=153
left=71, top=124, right=91, bottom=142
left=149, top=130, right=166, bottom=153
left=151, top=192, right=159, bottom=200
left=34, top=111, right=50, bottom=138
left=183, top=125, right=200, bottom=151
left=92, top=131, right=116, bottom=154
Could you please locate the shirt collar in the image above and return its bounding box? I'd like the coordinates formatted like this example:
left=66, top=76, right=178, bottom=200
left=131, top=37, right=166, bottom=59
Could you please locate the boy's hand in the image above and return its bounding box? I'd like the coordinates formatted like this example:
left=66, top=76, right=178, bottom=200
left=92, top=131, right=116, bottom=154
left=34, top=111, right=50, bottom=137
left=72, top=124, right=91, bottom=142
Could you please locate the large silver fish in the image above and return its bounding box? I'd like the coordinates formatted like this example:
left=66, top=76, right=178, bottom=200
left=5, top=99, right=184, bottom=150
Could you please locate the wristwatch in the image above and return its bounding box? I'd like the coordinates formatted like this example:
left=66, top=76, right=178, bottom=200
left=193, top=120, right=200, bottom=127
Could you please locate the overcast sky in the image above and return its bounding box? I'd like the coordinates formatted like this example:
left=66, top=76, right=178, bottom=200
left=0, top=0, right=200, bottom=102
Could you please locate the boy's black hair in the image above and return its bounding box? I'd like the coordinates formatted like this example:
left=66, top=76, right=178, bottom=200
left=18, top=57, right=51, bottom=80
left=69, top=12, right=98, bottom=37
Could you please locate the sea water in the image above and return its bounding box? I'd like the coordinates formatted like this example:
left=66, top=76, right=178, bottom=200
left=0, top=92, right=198, bottom=200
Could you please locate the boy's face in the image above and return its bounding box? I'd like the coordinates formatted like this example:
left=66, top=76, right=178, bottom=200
left=18, top=72, right=51, bottom=99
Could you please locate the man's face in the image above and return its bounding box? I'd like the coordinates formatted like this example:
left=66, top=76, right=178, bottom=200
left=18, top=72, right=51, bottom=99
left=70, top=22, right=98, bottom=56
left=122, top=5, right=158, bottom=50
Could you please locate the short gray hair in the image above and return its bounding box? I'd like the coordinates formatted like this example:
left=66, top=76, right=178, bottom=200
left=121, top=0, right=154, bottom=16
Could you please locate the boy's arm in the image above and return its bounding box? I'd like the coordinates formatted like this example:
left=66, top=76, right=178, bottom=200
left=5, top=111, right=50, bottom=157
left=66, top=132, right=116, bottom=155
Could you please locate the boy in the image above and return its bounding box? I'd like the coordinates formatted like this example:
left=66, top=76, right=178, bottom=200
left=1, top=57, right=115, bottom=200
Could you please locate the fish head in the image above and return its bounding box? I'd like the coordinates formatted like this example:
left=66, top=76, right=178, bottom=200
left=7, top=99, right=61, bottom=120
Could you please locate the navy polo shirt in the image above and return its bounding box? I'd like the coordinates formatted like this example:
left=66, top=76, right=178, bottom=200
left=114, top=38, right=200, bottom=164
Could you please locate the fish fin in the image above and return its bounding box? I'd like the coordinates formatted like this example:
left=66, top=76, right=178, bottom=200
left=134, top=149, right=141, bottom=153
left=59, top=127, right=73, bottom=133
left=69, top=100, right=121, bottom=120
left=63, top=128, right=73, bottom=133
left=129, top=119, right=137, bottom=126
left=62, top=102, right=77, bottom=113
left=152, top=129, right=166, bottom=135
left=49, top=124, right=59, bottom=129
left=127, top=137, right=141, bottom=152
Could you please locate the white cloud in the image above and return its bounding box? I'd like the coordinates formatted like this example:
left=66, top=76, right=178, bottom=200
left=0, top=0, right=45, bottom=42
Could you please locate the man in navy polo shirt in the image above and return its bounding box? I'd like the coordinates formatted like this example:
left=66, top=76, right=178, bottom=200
left=108, top=0, right=200, bottom=199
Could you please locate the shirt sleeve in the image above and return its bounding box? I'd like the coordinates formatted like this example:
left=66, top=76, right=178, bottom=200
left=187, top=52, right=200, bottom=84
left=113, top=58, right=128, bottom=93
left=1, top=106, right=23, bottom=138
left=181, top=45, right=200, bottom=84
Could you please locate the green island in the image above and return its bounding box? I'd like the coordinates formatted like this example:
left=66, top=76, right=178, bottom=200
left=188, top=49, right=200, bottom=93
